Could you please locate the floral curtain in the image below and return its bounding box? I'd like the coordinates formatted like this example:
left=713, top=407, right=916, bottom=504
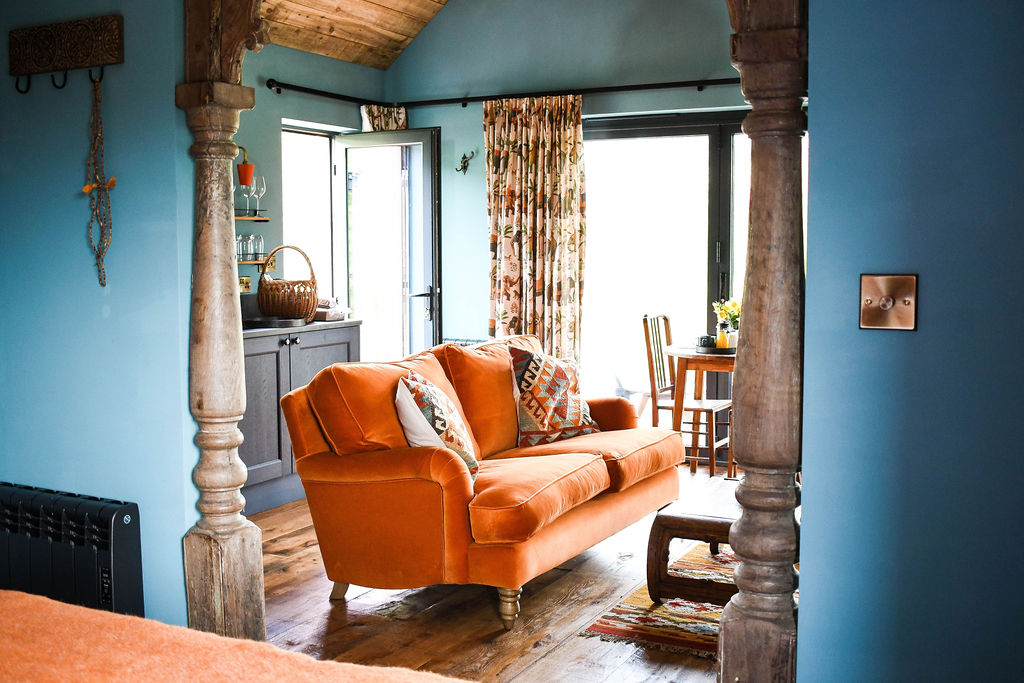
left=483, top=95, right=586, bottom=359
left=361, top=105, right=408, bottom=131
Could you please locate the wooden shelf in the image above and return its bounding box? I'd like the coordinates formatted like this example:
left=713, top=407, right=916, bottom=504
left=235, top=215, right=269, bottom=222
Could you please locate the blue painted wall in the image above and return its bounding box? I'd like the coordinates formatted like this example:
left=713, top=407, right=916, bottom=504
left=0, top=1, right=195, bottom=625
left=388, top=0, right=742, bottom=339
left=799, top=1, right=1024, bottom=679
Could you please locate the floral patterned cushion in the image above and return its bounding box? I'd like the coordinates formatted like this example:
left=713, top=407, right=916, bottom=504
left=395, top=370, right=479, bottom=480
left=509, top=347, right=600, bottom=447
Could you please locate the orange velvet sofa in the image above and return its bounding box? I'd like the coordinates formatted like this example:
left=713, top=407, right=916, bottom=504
left=280, top=336, right=683, bottom=629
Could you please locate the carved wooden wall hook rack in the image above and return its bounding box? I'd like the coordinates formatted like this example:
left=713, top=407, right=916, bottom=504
left=8, top=15, right=123, bottom=94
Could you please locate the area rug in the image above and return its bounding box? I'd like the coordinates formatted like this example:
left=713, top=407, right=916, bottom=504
left=580, top=542, right=739, bottom=658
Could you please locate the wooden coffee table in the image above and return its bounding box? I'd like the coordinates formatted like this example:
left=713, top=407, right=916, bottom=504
left=646, top=477, right=741, bottom=604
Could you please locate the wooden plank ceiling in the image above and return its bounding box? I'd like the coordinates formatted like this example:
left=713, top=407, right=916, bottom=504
left=262, top=0, right=448, bottom=70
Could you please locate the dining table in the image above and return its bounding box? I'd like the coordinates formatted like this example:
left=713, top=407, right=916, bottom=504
left=663, top=344, right=737, bottom=449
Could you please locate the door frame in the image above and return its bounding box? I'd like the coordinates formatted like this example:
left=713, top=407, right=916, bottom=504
left=179, top=5, right=805, bottom=672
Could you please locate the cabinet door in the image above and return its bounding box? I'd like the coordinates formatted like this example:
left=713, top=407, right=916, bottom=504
left=238, top=334, right=291, bottom=486
left=288, top=326, right=360, bottom=389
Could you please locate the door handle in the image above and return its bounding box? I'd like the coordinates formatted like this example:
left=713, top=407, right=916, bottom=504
left=409, top=285, right=434, bottom=321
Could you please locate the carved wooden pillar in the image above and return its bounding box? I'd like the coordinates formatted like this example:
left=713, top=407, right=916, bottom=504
left=718, top=1, right=806, bottom=681
left=175, top=0, right=268, bottom=640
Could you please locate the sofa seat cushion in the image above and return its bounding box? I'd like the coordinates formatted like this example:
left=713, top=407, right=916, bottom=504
left=305, top=352, right=479, bottom=457
left=490, top=428, right=682, bottom=492
left=469, top=453, right=610, bottom=544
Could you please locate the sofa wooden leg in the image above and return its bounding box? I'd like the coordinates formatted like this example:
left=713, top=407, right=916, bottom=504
left=329, top=582, right=349, bottom=601
left=497, top=587, right=521, bottom=630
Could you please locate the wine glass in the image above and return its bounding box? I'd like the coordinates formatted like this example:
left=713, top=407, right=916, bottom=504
left=242, top=183, right=257, bottom=215
left=238, top=183, right=253, bottom=213
left=253, top=176, right=266, bottom=213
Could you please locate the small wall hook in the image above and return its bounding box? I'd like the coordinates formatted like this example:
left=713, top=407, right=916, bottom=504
left=51, top=71, right=68, bottom=89
left=455, top=150, right=475, bottom=174
left=88, top=66, right=104, bottom=83
left=15, top=74, right=31, bottom=94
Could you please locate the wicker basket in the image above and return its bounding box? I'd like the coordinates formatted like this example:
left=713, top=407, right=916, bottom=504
left=257, top=245, right=318, bottom=323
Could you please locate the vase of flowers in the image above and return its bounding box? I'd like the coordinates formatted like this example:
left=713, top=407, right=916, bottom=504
left=712, top=298, right=741, bottom=348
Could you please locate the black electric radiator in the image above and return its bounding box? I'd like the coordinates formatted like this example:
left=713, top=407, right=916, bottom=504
left=0, top=481, right=144, bottom=616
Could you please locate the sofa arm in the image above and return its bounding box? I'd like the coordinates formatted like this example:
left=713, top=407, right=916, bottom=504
left=296, top=446, right=474, bottom=494
left=294, top=446, right=475, bottom=587
left=587, top=397, right=639, bottom=431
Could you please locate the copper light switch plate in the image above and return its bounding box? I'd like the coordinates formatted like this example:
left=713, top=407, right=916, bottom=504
left=860, top=274, right=917, bottom=330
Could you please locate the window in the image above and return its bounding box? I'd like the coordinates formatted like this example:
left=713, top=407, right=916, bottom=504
left=281, top=129, right=343, bottom=299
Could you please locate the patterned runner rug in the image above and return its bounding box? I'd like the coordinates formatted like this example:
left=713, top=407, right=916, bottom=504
left=580, top=542, right=739, bottom=658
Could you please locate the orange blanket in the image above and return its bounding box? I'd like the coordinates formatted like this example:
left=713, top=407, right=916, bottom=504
left=0, top=590, right=462, bottom=682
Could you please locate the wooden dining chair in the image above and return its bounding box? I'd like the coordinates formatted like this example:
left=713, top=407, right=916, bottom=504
left=644, top=314, right=735, bottom=476
left=642, top=314, right=676, bottom=427
left=680, top=372, right=734, bottom=477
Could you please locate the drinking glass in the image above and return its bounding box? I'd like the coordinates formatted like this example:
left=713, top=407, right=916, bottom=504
left=244, top=234, right=257, bottom=261
left=253, top=176, right=266, bottom=213
left=240, top=184, right=255, bottom=213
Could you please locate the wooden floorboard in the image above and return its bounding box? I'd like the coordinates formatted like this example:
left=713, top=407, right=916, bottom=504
left=251, top=469, right=731, bottom=682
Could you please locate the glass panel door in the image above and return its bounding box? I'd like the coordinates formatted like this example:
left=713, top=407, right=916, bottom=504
left=337, top=128, right=441, bottom=361
left=580, top=135, right=710, bottom=401
left=730, top=131, right=809, bottom=303
left=346, top=145, right=408, bottom=361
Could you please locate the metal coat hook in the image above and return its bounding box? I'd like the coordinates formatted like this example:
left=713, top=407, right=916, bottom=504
left=15, top=75, right=31, bottom=94
left=51, top=71, right=68, bottom=89
left=455, top=151, right=475, bottom=174
left=89, top=66, right=104, bottom=83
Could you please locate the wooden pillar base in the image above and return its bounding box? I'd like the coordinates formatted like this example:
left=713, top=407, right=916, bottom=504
left=718, top=605, right=797, bottom=681
left=497, top=587, right=521, bottom=631
left=183, top=521, right=266, bottom=640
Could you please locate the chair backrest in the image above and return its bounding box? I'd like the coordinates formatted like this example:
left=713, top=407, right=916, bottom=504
left=643, top=314, right=675, bottom=398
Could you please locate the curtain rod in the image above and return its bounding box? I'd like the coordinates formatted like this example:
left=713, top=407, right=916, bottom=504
left=264, top=76, right=741, bottom=109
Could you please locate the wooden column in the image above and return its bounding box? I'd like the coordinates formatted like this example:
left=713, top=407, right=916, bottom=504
left=718, top=1, right=806, bottom=681
left=175, top=0, right=268, bottom=640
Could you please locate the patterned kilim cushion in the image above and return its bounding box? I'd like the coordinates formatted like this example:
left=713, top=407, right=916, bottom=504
left=509, top=347, right=600, bottom=447
left=395, top=370, right=479, bottom=480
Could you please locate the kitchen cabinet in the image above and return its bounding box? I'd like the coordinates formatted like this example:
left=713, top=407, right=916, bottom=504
left=239, top=321, right=360, bottom=514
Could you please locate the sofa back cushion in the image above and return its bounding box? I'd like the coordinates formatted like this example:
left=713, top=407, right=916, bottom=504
left=305, top=352, right=479, bottom=457
left=430, top=335, right=543, bottom=458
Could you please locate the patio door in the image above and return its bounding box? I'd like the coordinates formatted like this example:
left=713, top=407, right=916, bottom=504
left=336, top=128, right=441, bottom=360
left=580, top=114, right=745, bottom=403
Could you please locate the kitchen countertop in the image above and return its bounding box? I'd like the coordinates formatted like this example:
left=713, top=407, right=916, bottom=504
left=242, top=318, right=361, bottom=339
